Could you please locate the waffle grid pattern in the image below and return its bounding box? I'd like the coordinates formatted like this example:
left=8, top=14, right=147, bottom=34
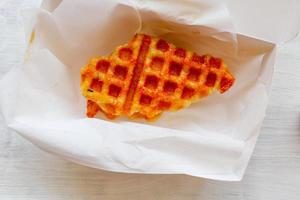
left=80, top=34, right=235, bottom=120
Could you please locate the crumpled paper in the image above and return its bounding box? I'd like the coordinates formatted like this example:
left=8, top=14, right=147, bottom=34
left=0, top=0, right=298, bottom=181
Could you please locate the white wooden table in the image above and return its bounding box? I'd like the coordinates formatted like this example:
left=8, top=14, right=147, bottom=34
left=1, top=1, right=300, bottom=199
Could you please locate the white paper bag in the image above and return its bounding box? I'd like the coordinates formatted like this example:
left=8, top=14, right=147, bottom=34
left=0, top=0, right=299, bottom=181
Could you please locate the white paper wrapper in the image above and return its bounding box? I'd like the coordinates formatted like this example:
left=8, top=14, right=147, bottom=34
left=0, top=0, right=299, bottom=181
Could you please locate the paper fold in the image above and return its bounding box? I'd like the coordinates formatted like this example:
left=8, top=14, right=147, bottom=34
left=223, top=0, right=300, bottom=43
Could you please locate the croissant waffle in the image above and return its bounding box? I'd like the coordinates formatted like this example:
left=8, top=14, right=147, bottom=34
left=80, top=34, right=235, bottom=120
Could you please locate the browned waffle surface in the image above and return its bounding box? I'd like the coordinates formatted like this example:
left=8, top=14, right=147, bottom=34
left=80, top=34, right=235, bottom=120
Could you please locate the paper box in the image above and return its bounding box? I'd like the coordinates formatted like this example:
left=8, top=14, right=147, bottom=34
left=0, top=0, right=299, bottom=181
